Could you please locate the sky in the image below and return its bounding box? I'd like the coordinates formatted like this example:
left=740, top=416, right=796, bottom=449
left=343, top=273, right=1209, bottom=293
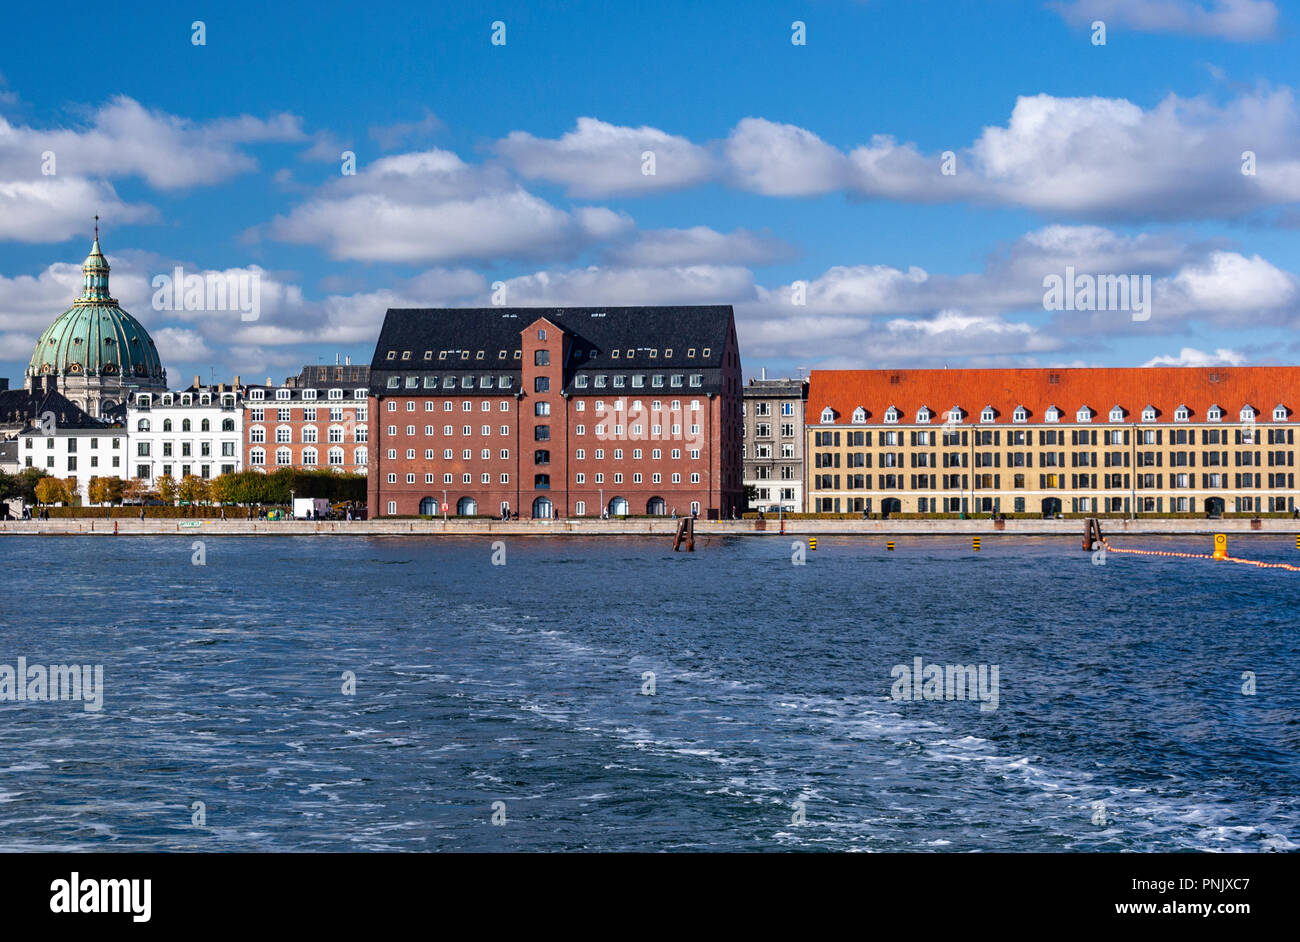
left=1, top=0, right=1299, bottom=387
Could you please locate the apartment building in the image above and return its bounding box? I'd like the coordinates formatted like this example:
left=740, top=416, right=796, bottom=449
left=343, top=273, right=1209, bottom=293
left=807, top=367, right=1300, bottom=516
left=243, top=364, right=371, bottom=474
left=742, top=375, right=807, bottom=512
left=367, top=306, right=744, bottom=519
left=126, top=378, right=244, bottom=482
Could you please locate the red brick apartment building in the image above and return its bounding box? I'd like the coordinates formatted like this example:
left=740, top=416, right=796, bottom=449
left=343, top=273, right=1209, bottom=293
left=367, top=306, right=744, bottom=519
left=243, top=363, right=371, bottom=474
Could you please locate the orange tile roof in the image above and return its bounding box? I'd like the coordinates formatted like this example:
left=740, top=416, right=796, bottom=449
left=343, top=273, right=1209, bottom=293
left=807, top=367, right=1300, bottom=425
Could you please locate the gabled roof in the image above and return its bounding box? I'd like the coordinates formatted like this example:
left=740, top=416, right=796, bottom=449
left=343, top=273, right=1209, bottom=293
left=808, top=367, right=1300, bottom=425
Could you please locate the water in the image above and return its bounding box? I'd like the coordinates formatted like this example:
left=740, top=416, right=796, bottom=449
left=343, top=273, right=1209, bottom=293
left=0, top=533, right=1297, bottom=852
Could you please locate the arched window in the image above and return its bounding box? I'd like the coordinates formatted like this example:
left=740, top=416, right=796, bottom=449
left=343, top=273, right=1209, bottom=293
left=328, top=447, right=344, bottom=466
left=200, top=418, right=210, bottom=432
left=276, top=447, right=291, bottom=465
left=353, top=447, right=367, bottom=466
left=302, top=448, right=317, bottom=466
left=221, top=418, right=234, bottom=432
left=163, top=419, right=173, bottom=432
left=249, top=448, right=265, bottom=465
left=182, top=419, right=192, bottom=432
left=137, top=418, right=150, bottom=432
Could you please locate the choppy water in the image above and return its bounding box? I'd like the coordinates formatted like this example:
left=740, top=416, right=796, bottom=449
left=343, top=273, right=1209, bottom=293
left=0, top=533, right=1297, bottom=852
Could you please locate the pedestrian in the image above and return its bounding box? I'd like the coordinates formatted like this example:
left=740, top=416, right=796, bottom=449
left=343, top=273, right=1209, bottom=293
left=220, top=507, right=226, bottom=521
left=140, top=507, right=145, bottom=520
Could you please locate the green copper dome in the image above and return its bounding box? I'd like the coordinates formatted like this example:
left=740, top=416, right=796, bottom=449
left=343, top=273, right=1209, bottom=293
left=27, top=237, right=166, bottom=382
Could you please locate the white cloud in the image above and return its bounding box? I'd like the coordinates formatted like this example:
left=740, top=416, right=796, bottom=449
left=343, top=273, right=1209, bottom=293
left=369, top=110, right=443, bottom=151
left=1050, top=0, right=1279, bottom=41
left=496, top=264, right=756, bottom=307
left=1141, top=346, right=1249, bottom=366
left=724, top=118, right=854, bottom=196
left=496, top=117, right=717, bottom=197
left=0, top=96, right=304, bottom=190
left=269, top=148, right=633, bottom=263
left=602, top=226, right=796, bottom=266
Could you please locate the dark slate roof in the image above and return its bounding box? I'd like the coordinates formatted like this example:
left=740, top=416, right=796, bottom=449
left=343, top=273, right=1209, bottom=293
left=0, top=386, right=111, bottom=431
left=370, top=306, right=735, bottom=396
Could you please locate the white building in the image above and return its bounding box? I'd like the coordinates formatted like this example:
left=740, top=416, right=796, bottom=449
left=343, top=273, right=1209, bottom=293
left=125, top=379, right=244, bottom=483
left=17, top=416, right=127, bottom=504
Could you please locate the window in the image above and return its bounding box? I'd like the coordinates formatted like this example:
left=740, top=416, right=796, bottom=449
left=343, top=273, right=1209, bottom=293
left=535, top=402, right=550, bottom=416
left=981, top=407, right=995, bottom=423
left=884, top=406, right=899, bottom=424
left=535, top=377, right=550, bottom=393
left=852, top=406, right=867, bottom=424
left=1142, top=405, right=1157, bottom=422
left=535, top=426, right=550, bottom=441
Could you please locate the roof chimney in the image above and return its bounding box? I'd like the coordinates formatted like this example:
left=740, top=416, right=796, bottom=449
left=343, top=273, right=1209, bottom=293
left=761, top=366, right=767, bottom=381
left=345, top=355, right=350, bottom=366
left=233, top=374, right=240, bottom=387
left=193, top=374, right=200, bottom=388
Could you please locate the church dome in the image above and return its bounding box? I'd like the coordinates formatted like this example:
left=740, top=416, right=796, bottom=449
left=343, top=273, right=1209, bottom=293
left=27, top=235, right=166, bottom=383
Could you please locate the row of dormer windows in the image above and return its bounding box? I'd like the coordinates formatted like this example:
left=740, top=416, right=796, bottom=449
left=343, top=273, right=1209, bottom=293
left=822, top=403, right=1288, bottom=425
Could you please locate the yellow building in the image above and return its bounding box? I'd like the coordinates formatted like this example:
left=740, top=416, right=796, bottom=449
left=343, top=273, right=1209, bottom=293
left=806, top=367, right=1299, bottom=516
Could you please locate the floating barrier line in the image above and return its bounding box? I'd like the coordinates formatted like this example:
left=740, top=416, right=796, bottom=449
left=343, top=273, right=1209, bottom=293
left=1099, top=538, right=1300, bottom=572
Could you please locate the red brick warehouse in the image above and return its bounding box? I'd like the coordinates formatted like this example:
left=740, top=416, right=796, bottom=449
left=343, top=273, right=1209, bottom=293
left=367, top=306, right=745, bottom=519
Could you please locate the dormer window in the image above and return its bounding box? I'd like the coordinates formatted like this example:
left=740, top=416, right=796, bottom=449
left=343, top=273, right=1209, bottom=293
left=1109, top=406, right=1124, bottom=422
left=1141, top=405, right=1156, bottom=422
left=820, top=407, right=836, bottom=424
left=386, top=351, right=396, bottom=361
left=1240, top=405, right=1256, bottom=422
left=303, top=389, right=317, bottom=400
left=276, top=389, right=291, bottom=401
left=1206, top=404, right=1221, bottom=421
left=884, top=406, right=900, bottom=425
left=1274, top=404, right=1288, bottom=421
left=848, top=406, right=867, bottom=424
left=916, top=406, right=931, bottom=424
left=329, top=388, right=343, bottom=400
left=980, top=406, right=995, bottom=423
left=1076, top=406, right=1092, bottom=422
left=1174, top=405, right=1189, bottom=422
left=250, top=389, right=264, bottom=401
left=1012, top=406, right=1027, bottom=423
left=947, top=407, right=962, bottom=424
left=1045, top=405, right=1060, bottom=423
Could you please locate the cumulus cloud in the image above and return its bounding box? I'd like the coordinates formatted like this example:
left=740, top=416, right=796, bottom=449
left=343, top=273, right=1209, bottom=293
left=602, top=226, right=796, bottom=267
left=496, top=117, right=717, bottom=197
left=495, top=264, right=757, bottom=307
left=0, top=96, right=304, bottom=190
left=269, top=148, right=633, bottom=263
left=1050, top=0, right=1279, bottom=41
left=1142, top=346, right=1250, bottom=366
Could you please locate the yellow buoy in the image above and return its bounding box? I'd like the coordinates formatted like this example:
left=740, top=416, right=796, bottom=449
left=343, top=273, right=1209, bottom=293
left=886, top=541, right=895, bottom=551
left=1213, top=533, right=1227, bottom=560
left=809, top=537, right=817, bottom=551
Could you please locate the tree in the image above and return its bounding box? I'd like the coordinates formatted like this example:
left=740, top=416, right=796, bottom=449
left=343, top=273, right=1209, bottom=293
left=121, top=478, right=146, bottom=504
left=178, top=474, right=200, bottom=505
left=63, top=477, right=79, bottom=506
left=104, top=476, right=125, bottom=505
left=157, top=474, right=179, bottom=504
left=35, top=477, right=62, bottom=506
left=87, top=477, right=109, bottom=506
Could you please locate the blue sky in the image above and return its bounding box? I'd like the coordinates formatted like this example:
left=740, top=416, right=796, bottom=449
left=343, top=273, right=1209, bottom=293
left=1, top=0, right=1298, bottom=386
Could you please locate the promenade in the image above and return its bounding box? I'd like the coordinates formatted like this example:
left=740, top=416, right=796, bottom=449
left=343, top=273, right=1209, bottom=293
left=0, top=517, right=1294, bottom=537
